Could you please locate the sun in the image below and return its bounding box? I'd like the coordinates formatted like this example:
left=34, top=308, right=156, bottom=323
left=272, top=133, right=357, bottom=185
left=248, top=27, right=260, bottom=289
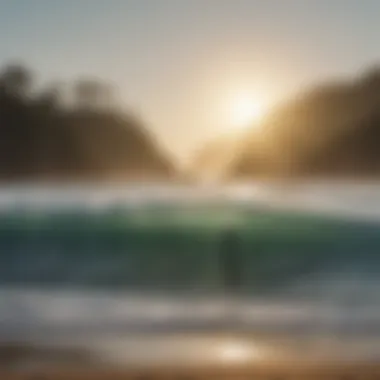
left=229, top=94, right=264, bottom=130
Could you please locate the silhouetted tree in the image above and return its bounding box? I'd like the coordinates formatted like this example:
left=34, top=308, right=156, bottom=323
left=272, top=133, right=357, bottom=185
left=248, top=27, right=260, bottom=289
left=73, top=79, right=114, bottom=110
left=0, top=64, right=32, bottom=98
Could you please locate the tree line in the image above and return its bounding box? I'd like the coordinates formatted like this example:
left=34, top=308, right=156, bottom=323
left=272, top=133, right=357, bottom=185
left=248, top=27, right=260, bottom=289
left=195, top=66, right=380, bottom=180
left=233, top=66, right=380, bottom=179
left=0, top=63, right=175, bottom=182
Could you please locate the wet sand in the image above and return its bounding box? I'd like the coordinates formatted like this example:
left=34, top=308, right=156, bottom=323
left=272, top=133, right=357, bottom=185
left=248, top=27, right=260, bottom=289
left=1, top=362, right=380, bottom=380
left=1, top=339, right=380, bottom=379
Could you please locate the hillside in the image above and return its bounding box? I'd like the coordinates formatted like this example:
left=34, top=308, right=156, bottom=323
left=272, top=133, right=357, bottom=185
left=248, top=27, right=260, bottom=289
left=194, top=67, right=380, bottom=181
left=0, top=64, right=176, bottom=182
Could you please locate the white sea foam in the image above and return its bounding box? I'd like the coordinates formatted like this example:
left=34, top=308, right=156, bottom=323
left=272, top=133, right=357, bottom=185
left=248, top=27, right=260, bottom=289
left=0, top=181, right=379, bottom=220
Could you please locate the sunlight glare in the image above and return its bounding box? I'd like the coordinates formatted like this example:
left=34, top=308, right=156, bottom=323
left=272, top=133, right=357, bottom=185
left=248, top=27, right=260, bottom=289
left=219, top=341, right=259, bottom=363
left=230, top=94, right=264, bottom=130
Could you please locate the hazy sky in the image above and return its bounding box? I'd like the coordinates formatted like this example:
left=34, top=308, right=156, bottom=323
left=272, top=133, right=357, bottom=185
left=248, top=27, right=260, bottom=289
left=0, top=0, right=379, bottom=164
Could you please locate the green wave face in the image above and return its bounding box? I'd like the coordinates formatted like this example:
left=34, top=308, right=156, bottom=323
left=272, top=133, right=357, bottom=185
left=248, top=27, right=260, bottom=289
left=0, top=205, right=379, bottom=295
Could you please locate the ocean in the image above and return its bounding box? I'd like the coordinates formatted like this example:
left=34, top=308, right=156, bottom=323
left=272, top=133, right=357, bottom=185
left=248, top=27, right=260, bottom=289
left=1, top=183, right=380, bottom=367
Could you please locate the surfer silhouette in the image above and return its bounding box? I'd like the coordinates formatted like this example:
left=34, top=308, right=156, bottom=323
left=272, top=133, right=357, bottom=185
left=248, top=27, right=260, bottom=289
left=219, top=229, right=242, bottom=295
